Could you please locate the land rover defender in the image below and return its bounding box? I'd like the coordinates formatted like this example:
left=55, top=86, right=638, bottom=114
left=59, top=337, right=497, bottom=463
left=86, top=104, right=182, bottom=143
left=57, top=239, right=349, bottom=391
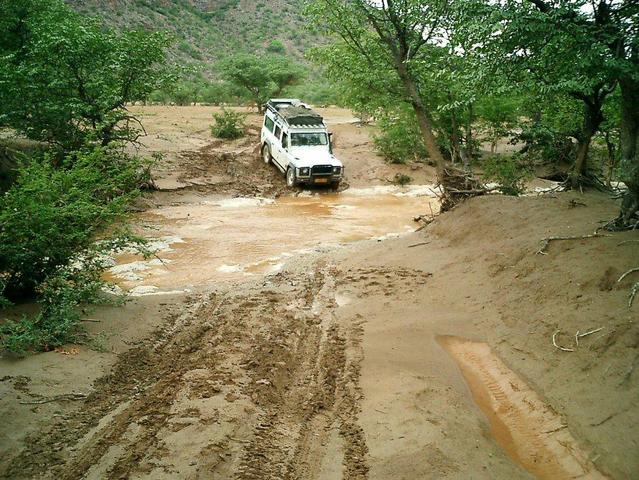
left=260, top=99, right=344, bottom=188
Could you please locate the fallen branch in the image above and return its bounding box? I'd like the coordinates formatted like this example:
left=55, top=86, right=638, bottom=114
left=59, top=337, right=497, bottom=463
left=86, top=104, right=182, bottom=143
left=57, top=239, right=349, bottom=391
left=616, top=268, right=639, bottom=308
left=20, top=392, right=87, bottom=405
left=543, top=424, right=567, bottom=434
left=537, top=233, right=607, bottom=255
left=575, top=327, right=603, bottom=348
left=552, top=330, right=575, bottom=352
left=617, top=240, right=639, bottom=246
left=629, top=282, right=639, bottom=309
left=617, top=267, right=639, bottom=283
left=407, top=242, right=430, bottom=248
left=578, top=327, right=604, bottom=338
left=590, top=413, right=615, bottom=427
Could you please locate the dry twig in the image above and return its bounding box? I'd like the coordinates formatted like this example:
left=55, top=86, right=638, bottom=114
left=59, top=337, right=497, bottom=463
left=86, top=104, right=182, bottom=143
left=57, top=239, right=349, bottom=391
left=616, top=268, right=639, bottom=308
left=578, top=327, right=604, bottom=339
left=407, top=242, right=430, bottom=248
left=554, top=328, right=603, bottom=352
left=617, top=267, right=639, bottom=283
left=552, top=330, right=575, bottom=352
left=629, top=282, right=639, bottom=308
left=617, top=240, right=639, bottom=246
left=537, top=233, right=607, bottom=255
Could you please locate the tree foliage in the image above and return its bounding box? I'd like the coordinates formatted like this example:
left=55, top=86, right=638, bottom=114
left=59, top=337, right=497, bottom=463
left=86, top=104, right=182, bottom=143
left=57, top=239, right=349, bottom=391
left=0, top=0, right=170, bottom=352
left=218, top=54, right=305, bottom=112
left=0, top=147, right=150, bottom=353
left=0, top=0, right=173, bottom=151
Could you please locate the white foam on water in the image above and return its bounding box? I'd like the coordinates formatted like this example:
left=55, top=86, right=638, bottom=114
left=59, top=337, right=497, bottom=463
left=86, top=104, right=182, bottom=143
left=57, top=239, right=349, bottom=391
left=217, top=264, right=245, bottom=273
left=345, top=184, right=440, bottom=198
left=128, top=285, right=190, bottom=297
left=330, top=204, right=357, bottom=211
left=267, top=263, right=285, bottom=274
left=145, top=236, right=185, bottom=253
left=109, top=258, right=170, bottom=280
left=205, top=197, right=275, bottom=209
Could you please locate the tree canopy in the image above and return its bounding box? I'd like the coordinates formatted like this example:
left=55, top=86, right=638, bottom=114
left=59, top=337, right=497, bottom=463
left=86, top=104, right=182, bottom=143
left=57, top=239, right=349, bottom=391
left=218, top=54, right=305, bottom=112
left=0, top=0, right=173, bottom=151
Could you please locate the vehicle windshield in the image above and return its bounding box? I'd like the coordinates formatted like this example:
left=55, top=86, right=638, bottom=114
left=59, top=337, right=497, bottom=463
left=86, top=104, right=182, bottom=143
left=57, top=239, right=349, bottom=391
left=290, top=132, right=328, bottom=147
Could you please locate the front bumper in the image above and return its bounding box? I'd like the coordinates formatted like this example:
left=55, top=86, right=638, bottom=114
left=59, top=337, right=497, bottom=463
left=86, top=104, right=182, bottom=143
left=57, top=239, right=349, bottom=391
left=296, top=165, right=343, bottom=184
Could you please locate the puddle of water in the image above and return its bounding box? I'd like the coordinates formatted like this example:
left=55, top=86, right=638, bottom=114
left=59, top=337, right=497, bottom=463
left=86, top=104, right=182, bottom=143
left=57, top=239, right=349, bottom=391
left=438, top=336, right=607, bottom=480
left=107, top=188, right=439, bottom=291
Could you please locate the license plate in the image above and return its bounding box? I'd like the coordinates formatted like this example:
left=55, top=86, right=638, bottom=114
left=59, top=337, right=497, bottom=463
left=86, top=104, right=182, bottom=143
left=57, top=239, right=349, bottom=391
left=314, top=178, right=328, bottom=184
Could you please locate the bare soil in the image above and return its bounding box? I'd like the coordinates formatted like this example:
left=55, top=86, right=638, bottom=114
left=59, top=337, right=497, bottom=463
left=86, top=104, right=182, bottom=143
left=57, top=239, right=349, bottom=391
left=1, top=107, right=637, bottom=480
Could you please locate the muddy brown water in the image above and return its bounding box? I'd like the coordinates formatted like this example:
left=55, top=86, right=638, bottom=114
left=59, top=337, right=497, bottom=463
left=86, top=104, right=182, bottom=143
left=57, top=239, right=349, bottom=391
left=438, top=336, right=608, bottom=480
left=107, top=187, right=439, bottom=292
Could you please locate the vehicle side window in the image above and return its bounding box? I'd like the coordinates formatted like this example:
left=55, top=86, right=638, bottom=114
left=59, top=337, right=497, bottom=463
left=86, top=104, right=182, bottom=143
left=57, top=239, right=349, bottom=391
left=264, top=116, right=274, bottom=132
left=282, top=132, right=288, bottom=148
left=274, top=125, right=282, bottom=142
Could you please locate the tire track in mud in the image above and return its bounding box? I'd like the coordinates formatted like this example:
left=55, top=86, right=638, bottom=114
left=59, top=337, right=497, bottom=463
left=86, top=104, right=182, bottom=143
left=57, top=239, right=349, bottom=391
left=439, top=336, right=608, bottom=480
left=5, top=267, right=370, bottom=480
left=235, top=267, right=369, bottom=480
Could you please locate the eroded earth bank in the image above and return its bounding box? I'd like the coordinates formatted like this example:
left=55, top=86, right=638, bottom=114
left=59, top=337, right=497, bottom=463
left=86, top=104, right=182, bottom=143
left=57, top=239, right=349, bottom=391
left=1, top=107, right=637, bottom=479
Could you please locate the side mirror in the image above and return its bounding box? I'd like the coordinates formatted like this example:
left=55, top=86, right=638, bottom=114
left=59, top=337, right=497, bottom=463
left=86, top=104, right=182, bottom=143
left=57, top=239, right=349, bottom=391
left=328, top=132, right=334, bottom=154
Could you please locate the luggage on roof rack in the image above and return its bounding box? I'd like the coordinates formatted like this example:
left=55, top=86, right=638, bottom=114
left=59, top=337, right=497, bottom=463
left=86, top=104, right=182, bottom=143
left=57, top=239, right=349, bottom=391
left=278, top=106, right=324, bottom=126
left=265, top=99, right=324, bottom=126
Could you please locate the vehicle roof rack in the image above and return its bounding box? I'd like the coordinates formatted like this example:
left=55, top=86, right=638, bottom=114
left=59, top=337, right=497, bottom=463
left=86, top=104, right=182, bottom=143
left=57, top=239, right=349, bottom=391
left=265, top=99, right=324, bottom=127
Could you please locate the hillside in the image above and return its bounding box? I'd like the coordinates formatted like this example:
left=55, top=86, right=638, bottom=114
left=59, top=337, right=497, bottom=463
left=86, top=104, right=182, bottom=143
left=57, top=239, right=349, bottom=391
left=65, top=0, right=323, bottom=65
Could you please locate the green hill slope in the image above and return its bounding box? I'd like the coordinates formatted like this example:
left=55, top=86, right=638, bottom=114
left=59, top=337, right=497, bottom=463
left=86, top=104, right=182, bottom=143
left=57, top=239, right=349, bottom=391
left=65, top=0, right=322, bottom=65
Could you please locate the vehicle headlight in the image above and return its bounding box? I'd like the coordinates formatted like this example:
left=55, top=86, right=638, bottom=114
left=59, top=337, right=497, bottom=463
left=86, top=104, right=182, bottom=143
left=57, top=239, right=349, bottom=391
left=299, top=167, right=310, bottom=176
left=332, top=166, right=342, bottom=174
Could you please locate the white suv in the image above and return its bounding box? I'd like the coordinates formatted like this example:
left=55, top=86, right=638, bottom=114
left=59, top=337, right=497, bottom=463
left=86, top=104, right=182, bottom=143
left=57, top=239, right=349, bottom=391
left=260, top=99, right=344, bottom=189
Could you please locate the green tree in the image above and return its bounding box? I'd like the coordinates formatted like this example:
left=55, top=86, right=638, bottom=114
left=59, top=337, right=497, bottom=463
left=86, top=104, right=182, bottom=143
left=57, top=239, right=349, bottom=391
left=307, top=0, right=450, bottom=181
left=0, top=0, right=173, bottom=152
left=470, top=0, right=638, bottom=223
left=218, top=54, right=305, bottom=113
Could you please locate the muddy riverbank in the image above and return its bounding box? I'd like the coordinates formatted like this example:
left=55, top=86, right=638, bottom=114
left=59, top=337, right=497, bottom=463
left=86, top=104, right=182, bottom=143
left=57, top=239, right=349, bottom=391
left=1, top=107, right=637, bottom=479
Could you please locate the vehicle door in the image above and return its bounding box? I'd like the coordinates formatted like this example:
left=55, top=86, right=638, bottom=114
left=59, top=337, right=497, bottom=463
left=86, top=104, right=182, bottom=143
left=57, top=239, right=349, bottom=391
left=262, top=113, right=276, bottom=145
left=280, top=131, right=292, bottom=170
left=272, top=123, right=285, bottom=167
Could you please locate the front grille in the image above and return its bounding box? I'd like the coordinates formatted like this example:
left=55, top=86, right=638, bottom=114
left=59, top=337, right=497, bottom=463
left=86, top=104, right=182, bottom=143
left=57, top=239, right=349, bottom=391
left=312, top=165, right=333, bottom=175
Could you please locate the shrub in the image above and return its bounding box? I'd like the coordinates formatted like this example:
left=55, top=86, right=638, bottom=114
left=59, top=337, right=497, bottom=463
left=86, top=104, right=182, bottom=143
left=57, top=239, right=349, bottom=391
left=266, top=40, right=286, bottom=54
left=211, top=109, right=246, bottom=139
left=374, top=112, right=428, bottom=164
left=1, top=247, right=116, bottom=352
left=0, top=147, right=148, bottom=353
left=392, top=173, right=413, bottom=186
left=482, top=154, right=532, bottom=196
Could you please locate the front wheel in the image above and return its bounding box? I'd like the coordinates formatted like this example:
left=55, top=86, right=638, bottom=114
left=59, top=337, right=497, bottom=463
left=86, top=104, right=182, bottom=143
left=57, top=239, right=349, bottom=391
left=330, top=181, right=341, bottom=191
left=261, top=144, right=271, bottom=164
left=286, top=167, right=297, bottom=187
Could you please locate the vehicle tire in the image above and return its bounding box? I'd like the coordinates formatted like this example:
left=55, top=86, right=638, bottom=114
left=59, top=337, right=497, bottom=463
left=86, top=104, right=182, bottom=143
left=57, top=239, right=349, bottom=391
left=261, top=143, right=271, bottom=164
left=330, top=181, right=340, bottom=191
left=286, top=167, right=297, bottom=187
